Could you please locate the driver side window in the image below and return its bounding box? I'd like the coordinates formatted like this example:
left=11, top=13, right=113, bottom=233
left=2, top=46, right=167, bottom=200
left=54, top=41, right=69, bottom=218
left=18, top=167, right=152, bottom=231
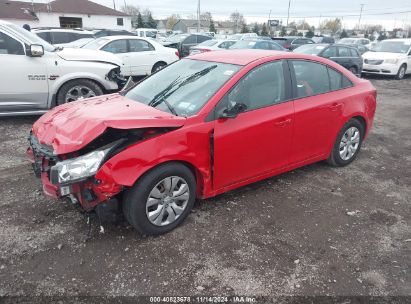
left=225, top=61, right=286, bottom=112
left=0, top=32, right=24, bottom=55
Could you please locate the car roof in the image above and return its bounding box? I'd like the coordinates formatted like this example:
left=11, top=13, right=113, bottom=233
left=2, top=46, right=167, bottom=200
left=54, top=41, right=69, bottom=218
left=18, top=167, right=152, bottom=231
left=188, top=49, right=331, bottom=65
left=95, top=35, right=149, bottom=41
left=383, top=38, right=411, bottom=42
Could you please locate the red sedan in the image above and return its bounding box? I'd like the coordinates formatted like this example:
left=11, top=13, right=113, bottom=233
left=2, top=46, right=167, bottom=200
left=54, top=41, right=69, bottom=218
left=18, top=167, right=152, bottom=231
left=28, top=50, right=377, bottom=235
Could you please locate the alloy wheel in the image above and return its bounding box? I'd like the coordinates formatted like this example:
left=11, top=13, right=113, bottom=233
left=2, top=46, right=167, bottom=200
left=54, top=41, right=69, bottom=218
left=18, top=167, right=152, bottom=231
left=339, top=126, right=360, bottom=161
left=146, top=176, right=190, bottom=226
left=65, top=85, right=96, bottom=102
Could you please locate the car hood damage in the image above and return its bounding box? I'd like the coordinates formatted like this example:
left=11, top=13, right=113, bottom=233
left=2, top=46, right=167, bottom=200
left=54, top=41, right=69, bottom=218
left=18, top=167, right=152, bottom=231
left=32, top=94, right=186, bottom=155
left=56, top=48, right=122, bottom=66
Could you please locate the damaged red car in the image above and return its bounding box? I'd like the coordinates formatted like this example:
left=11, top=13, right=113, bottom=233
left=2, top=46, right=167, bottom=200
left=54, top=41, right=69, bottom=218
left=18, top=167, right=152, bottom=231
left=28, top=50, right=376, bottom=235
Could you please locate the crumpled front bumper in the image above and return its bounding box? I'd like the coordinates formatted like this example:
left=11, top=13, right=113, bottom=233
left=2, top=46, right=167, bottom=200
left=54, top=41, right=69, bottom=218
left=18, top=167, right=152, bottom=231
left=27, top=133, right=123, bottom=211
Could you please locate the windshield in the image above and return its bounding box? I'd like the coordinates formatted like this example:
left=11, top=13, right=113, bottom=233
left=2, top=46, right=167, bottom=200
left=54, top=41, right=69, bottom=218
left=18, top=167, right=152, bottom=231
left=230, top=40, right=257, bottom=49
left=339, top=38, right=358, bottom=44
left=82, top=38, right=110, bottom=49
left=197, top=40, right=218, bottom=47
left=124, top=59, right=241, bottom=117
left=293, top=44, right=326, bottom=55
left=9, top=24, right=55, bottom=52
left=372, top=40, right=411, bottom=53
left=145, top=31, right=157, bottom=38
left=166, top=34, right=189, bottom=43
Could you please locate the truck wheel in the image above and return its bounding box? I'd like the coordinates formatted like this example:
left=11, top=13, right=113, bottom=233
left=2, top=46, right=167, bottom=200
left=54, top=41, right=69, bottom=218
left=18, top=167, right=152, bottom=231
left=123, top=162, right=196, bottom=235
left=57, top=79, right=103, bottom=105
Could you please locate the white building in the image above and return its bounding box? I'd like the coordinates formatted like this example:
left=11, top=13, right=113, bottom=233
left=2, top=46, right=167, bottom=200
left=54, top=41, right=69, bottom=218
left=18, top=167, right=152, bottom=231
left=0, top=0, right=131, bottom=30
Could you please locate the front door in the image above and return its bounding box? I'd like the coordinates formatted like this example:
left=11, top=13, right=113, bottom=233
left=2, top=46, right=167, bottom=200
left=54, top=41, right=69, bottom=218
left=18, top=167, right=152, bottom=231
left=0, top=31, right=49, bottom=112
left=213, top=60, right=294, bottom=189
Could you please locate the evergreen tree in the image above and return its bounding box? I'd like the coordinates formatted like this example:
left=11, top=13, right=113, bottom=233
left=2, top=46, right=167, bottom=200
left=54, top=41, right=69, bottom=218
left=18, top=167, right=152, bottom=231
left=145, top=11, right=157, bottom=28
left=252, top=23, right=260, bottom=35
left=280, top=27, right=287, bottom=36
left=241, top=23, right=248, bottom=33
left=340, top=29, right=348, bottom=38
left=261, top=23, right=268, bottom=36
left=137, top=12, right=144, bottom=28
left=209, top=18, right=216, bottom=33
left=305, top=29, right=314, bottom=38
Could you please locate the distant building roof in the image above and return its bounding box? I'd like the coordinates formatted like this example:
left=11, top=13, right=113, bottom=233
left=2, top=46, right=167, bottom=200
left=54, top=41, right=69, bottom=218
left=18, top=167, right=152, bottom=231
left=0, top=0, right=128, bottom=21
left=175, top=19, right=235, bottom=29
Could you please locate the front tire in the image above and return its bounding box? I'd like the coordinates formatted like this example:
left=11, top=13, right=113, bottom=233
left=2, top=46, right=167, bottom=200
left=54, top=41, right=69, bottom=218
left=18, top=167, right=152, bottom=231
left=56, top=79, right=103, bottom=105
left=123, top=163, right=196, bottom=235
left=395, top=64, right=407, bottom=80
left=327, top=119, right=364, bottom=167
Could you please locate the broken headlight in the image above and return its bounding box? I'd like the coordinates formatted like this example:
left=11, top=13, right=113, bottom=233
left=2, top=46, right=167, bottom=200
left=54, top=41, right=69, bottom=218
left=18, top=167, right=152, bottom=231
left=50, top=144, right=115, bottom=185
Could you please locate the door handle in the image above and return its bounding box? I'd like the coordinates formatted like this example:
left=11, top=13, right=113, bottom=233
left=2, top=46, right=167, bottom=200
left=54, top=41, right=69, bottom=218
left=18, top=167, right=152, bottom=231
left=275, top=118, right=292, bottom=127
left=329, top=103, right=342, bottom=111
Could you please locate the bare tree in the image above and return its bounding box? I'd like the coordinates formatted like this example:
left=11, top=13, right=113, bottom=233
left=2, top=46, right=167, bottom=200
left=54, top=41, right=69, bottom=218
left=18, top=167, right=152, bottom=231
left=166, top=14, right=180, bottom=30
left=230, top=12, right=245, bottom=33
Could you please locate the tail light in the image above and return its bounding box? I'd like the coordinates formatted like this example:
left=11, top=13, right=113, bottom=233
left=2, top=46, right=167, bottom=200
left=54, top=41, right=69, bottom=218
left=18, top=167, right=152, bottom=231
left=198, top=48, right=211, bottom=53
left=284, top=44, right=291, bottom=49
left=175, top=51, right=180, bottom=58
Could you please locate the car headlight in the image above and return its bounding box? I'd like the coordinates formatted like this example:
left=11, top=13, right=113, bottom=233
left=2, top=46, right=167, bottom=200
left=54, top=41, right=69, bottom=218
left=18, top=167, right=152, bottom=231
left=50, top=146, right=113, bottom=185
left=384, top=58, right=399, bottom=64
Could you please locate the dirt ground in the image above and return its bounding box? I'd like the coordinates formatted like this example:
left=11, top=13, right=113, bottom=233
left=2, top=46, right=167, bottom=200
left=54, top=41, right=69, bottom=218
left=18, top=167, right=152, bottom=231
left=0, top=76, right=410, bottom=299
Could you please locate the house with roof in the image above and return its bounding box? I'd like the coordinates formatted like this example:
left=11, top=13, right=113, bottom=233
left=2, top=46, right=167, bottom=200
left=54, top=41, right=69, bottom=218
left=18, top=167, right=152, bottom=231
left=172, top=19, right=235, bottom=35
left=0, top=0, right=131, bottom=30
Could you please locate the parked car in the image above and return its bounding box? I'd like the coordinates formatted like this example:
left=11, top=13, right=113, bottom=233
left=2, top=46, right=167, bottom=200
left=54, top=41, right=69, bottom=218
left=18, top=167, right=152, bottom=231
left=28, top=50, right=376, bottom=235
left=312, top=36, right=335, bottom=44
left=230, top=40, right=286, bottom=51
left=339, top=38, right=370, bottom=46
left=0, top=20, right=123, bottom=116
left=56, top=37, right=96, bottom=49
left=162, top=33, right=212, bottom=57
left=82, top=36, right=179, bottom=76
left=134, top=28, right=158, bottom=39
left=362, top=39, right=411, bottom=80
left=293, top=43, right=363, bottom=75
left=32, top=28, right=94, bottom=45
left=272, top=36, right=315, bottom=50
left=189, top=39, right=237, bottom=55
left=92, top=29, right=136, bottom=38
left=230, top=33, right=259, bottom=40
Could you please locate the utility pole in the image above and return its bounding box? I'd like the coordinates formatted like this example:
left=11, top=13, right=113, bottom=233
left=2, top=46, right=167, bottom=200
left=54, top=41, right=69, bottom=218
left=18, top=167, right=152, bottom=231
left=358, top=4, right=364, bottom=30
left=268, top=9, right=272, bottom=36
left=197, top=0, right=201, bottom=33
left=286, top=0, right=291, bottom=27
left=112, top=0, right=116, bottom=11
left=123, top=0, right=127, bottom=10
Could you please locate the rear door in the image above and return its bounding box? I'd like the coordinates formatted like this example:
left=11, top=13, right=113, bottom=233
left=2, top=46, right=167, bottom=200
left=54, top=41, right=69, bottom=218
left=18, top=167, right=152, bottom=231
left=288, top=60, right=343, bottom=163
left=128, top=39, right=157, bottom=75
left=213, top=60, right=294, bottom=189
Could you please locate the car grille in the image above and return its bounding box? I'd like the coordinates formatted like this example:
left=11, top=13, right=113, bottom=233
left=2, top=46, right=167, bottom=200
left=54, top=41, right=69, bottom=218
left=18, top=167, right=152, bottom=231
left=364, top=59, right=383, bottom=65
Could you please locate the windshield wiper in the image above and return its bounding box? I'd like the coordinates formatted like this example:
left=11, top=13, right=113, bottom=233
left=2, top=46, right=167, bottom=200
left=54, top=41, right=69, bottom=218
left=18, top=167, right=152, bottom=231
left=151, top=97, right=178, bottom=116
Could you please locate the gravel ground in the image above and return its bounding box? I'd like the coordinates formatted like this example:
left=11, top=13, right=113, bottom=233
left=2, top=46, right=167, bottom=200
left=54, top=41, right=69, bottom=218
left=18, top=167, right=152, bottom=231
left=0, top=76, right=410, bottom=298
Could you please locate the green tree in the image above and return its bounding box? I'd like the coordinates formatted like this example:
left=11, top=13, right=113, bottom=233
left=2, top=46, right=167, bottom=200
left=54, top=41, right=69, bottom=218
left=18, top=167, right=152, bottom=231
left=289, top=29, right=298, bottom=36
left=209, top=18, right=216, bottom=33
left=305, top=29, right=314, bottom=38
left=280, top=27, right=287, bottom=37
left=261, top=23, right=268, bottom=36
left=143, top=10, right=157, bottom=28
left=340, top=29, right=348, bottom=38
left=252, top=23, right=260, bottom=35
left=137, top=12, right=144, bottom=28
left=241, top=23, right=248, bottom=33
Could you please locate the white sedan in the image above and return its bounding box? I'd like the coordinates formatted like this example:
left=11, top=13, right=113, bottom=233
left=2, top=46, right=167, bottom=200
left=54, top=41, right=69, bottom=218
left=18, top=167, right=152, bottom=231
left=82, top=36, right=179, bottom=77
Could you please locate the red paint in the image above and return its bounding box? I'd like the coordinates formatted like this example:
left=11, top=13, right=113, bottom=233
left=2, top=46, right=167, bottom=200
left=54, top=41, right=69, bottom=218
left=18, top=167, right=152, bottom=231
left=30, top=50, right=377, bottom=210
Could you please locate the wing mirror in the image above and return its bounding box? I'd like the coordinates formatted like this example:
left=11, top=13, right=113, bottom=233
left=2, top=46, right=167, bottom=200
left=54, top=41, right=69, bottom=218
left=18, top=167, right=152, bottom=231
left=219, top=103, right=247, bottom=119
left=27, top=44, right=44, bottom=57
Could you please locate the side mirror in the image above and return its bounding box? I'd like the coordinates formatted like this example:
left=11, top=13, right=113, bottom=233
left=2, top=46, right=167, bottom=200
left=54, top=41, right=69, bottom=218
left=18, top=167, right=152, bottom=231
left=28, top=44, right=44, bottom=57
left=219, top=103, right=247, bottom=119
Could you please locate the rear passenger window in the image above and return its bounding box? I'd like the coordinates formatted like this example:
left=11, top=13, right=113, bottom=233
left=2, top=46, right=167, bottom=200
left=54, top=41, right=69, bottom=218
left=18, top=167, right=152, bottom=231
left=328, top=67, right=353, bottom=91
left=338, top=47, right=350, bottom=57
left=291, top=60, right=330, bottom=97
left=350, top=48, right=359, bottom=57
left=322, top=46, right=337, bottom=57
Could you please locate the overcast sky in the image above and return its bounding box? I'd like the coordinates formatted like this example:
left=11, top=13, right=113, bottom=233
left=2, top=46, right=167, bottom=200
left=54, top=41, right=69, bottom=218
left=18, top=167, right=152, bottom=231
left=24, top=0, right=411, bottom=29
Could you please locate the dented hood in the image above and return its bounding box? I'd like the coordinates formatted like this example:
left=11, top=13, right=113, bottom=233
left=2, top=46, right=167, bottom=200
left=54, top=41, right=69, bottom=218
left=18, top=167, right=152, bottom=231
left=56, top=48, right=122, bottom=66
left=32, top=94, right=186, bottom=155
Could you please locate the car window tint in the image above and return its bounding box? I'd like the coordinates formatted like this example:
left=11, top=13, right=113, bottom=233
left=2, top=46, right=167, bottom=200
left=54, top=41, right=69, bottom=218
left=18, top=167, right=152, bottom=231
left=322, top=46, right=337, bottom=57
left=228, top=61, right=286, bottom=111
left=219, top=41, right=235, bottom=49
left=36, top=32, right=51, bottom=43
left=183, top=36, right=197, bottom=44
left=197, top=35, right=210, bottom=43
left=328, top=67, right=343, bottom=91
left=255, top=41, right=269, bottom=49
left=269, top=42, right=282, bottom=50
left=0, top=32, right=24, bottom=55
left=51, top=32, right=74, bottom=44
left=292, top=60, right=330, bottom=97
left=338, top=47, right=350, bottom=57
left=129, top=39, right=154, bottom=52
left=349, top=48, right=359, bottom=57
left=102, top=40, right=127, bottom=53
left=342, top=75, right=353, bottom=88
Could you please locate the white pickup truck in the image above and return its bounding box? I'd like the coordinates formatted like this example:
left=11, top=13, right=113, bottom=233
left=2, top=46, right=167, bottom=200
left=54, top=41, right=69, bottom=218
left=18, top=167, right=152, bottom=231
left=0, top=20, right=124, bottom=116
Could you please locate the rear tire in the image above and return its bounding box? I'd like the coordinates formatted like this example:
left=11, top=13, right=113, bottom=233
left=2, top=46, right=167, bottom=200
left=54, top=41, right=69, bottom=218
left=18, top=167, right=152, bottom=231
left=56, top=79, right=103, bottom=105
left=123, top=162, right=196, bottom=235
left=151, top=62, right=167, bottom=74
left=395, top=64, right=407, bottom=80
left=327, top=119, right=364, bottom=167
